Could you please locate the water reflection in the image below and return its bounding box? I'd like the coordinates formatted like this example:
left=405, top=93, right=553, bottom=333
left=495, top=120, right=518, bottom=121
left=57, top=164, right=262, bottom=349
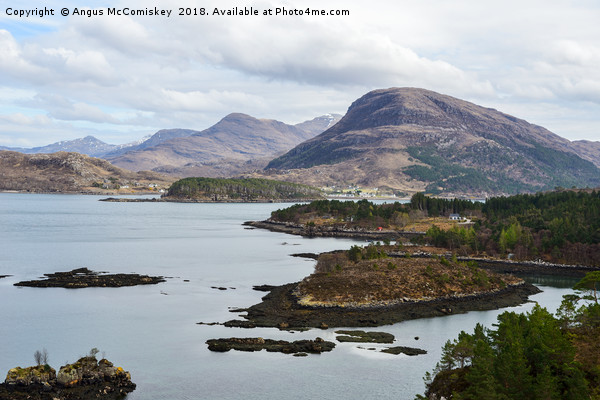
left=520, top=274, right=579, bottom=289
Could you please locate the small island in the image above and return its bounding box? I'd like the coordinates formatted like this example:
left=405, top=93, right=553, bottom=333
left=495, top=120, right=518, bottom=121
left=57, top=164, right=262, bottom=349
left=0, top=349, right=135, bottom=400
left=101, top=177, right=325, bottom=203
left=224, top=246, right=540, bottom=330
left=14, top=268, right=165, bottom=288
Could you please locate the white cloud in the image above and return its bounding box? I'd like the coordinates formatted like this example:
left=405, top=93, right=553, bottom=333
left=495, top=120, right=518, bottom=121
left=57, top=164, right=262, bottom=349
left=1, top=0, right=600, bottom=146
left=0, top=30, right=46, bottom=80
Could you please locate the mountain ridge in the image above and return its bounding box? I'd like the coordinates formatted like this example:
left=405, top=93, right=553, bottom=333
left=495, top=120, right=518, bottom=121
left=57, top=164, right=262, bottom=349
left=107, top=113, right=341, bottom=174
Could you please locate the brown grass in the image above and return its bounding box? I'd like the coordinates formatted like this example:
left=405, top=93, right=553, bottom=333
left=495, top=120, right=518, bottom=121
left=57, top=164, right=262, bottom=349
left=295, top=254, right=522, bottom=307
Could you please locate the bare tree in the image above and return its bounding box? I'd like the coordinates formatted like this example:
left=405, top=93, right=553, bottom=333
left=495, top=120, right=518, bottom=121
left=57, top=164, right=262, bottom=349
left=34, top=348, right=49, bottom=365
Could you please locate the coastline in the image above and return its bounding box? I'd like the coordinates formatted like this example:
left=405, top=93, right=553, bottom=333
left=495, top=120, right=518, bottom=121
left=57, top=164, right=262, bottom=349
left=224, top=281, right=541, bottom=330
left=100, top=197, right=323, bottom=203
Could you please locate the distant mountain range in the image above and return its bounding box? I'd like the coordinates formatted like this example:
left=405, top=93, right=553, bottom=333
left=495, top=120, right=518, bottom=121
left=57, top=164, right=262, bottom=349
left=0, top=136, right=122, bottom=158
left=106, top=113, right=342, bottom=174
left=0, top=114, right=342, bottom=176
left=263, top=88, right=600, bottom=195
left=1, top=89, right=598, bottom=196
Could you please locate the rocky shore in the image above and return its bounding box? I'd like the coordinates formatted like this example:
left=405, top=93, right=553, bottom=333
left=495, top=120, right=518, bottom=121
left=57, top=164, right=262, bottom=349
left=0, top=355, right=135, bottom=400
left=224, top=281, right=541, bottom=330
left=335, top=330, right=395, bottom=343
left=465, top=257, right=599, bottom=277
left=14, top=267, right=166, bottom=288
left=243, top=220, right=425, bottom=241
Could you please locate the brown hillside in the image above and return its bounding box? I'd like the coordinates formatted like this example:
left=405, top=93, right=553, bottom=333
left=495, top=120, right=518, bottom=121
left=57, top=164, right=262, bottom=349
left=0, top=151, right=173, bottom=193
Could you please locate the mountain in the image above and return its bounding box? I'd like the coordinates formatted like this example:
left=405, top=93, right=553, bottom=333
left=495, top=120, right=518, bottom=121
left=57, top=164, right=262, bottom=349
left=0, top=150, right=174, bottom=193
left=1, top=136, right=117, bottom=157
left=294, top=114, right=343, bottom=136
left=102, top=129, right=197, bottom=158
left=265, top=88, right=600, bottom=195
left=108, top=113, right=330, bottom=174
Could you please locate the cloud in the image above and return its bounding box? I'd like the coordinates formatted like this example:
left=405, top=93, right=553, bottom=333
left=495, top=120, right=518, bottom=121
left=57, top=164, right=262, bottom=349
left=1, top=0, right=600, bottom=146
left=28, top=93, right=120, bottom=123
left=0, top=30, right=46, bottom=81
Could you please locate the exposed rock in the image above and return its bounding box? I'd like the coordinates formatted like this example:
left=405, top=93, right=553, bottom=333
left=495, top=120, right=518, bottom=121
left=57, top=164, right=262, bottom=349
left=290, top=253, right=320, bottom=260
left=206, top=337, right=335, bottom=355
left=252, top=284, right=277, bottom=292
left=0, top=356, right=135, bottom=400
left=4, top=365, right=56, bottom=386
left=14, top=267, right=165, bottom=288
left=335, top=330, right=395, bottom=344
left=381, top=346, right=427, bottom=356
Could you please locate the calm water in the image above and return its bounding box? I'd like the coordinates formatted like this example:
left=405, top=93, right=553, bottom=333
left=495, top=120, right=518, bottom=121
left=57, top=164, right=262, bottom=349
left=0, top=194, right=576, bottom=400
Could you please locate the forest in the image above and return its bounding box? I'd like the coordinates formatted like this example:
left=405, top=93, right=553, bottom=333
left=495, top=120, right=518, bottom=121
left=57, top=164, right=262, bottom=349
left=426, top=190, right=600, bottom=266
left=164, top=177, right=323, bottom=201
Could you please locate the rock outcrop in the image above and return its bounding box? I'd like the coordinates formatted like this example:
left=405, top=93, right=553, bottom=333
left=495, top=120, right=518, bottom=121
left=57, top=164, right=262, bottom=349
left=14, top=267, right=165, bottom=288
left=206, top=337, right=335, bottom=355
left=1, top=356, right=135, bottom=400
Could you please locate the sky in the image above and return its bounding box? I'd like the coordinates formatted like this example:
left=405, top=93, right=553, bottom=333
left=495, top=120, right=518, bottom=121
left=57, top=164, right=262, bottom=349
left=1, top=0, right=600, bottom=147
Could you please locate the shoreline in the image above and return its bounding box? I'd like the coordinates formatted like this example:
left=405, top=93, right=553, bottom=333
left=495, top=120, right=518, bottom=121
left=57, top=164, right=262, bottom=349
left=244, top=220, right=425, bottom=240
left=100, top=197, right=323, bottom=203
left=224, top=281, right=541, bottom=330
left=249, top=220, right=599, bottom=276
left=0, top=190, right=161, bottom=196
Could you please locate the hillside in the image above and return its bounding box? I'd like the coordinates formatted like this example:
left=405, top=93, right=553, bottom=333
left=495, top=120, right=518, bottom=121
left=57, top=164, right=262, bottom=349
left=0, top=151, right=173, bottom=193
left=108, top=113, right=336, bottom=174
left=265, top=88, right=600, bottom=195
left=571, top=139, right=600, bottom=168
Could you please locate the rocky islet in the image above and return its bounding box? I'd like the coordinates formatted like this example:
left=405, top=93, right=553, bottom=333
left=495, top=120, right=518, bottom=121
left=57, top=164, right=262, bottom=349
left=13, top=267, right=166, bottom=288
left=0, top=355, right=135, bottom=400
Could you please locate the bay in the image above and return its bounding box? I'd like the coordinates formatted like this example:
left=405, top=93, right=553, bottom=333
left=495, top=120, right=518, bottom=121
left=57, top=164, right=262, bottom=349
left=0, top=194, right=575, bottom=399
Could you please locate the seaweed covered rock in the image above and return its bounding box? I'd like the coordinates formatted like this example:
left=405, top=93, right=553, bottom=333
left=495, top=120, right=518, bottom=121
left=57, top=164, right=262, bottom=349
left=4, top=365, right=56, bottom=386
left=14, top=267, right=165, bottom=288
left=206, top=337, right=335, bottom=355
